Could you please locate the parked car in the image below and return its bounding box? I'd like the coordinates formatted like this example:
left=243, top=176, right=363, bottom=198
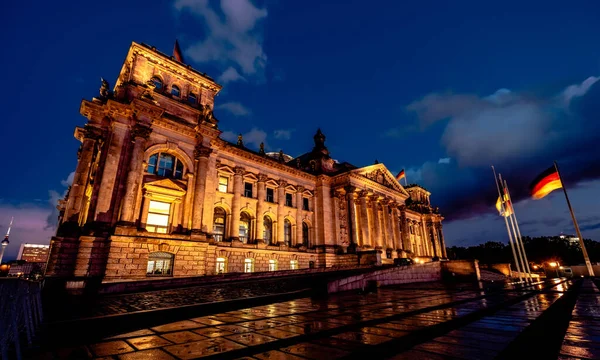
left=394, top=258, right=414, bottom=266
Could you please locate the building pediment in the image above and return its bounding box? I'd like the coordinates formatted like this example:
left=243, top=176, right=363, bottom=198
left=352, top=164, right=409, bottom=196
left=143, top=178, right=187, bottom=198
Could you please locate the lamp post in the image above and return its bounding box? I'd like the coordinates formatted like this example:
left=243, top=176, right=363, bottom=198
left=549, top=261, right=559, bottom=278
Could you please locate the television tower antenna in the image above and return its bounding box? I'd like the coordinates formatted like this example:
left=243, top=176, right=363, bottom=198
left=0, top=217, right=13, bottom=264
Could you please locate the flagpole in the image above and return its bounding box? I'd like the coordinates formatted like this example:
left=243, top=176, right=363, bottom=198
left=554, top=161, right=595, bottom=276
left=492, top=166, right=523, bottom=282
left=499, top=174, right=529, bottom=282
left=501, top=177, right=533, bottom=282
left=504, top=180, right=533, bottom=281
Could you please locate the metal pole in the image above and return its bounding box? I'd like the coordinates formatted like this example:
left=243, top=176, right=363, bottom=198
left=503, top=178, right=534, bottom=282
left=554, top=161, right=595, bottom=276
left=492, top=166, right=522, bottom=282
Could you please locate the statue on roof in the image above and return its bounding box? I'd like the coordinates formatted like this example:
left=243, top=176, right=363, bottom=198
left=237, top=134, right=244, bottom=147
left=199, top=103, right=218, bottom=127
left=99, top=78, right=110, bottom=99
left=259, top=142, right=265, bottom=155
left=278, top=150, right=285, bottom=162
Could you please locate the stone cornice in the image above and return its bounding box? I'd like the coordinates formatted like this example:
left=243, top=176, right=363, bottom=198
left=126, top=42, right=222, bottom=93
left=347, top=173, right=410, bottom=201
left=213, top=140, right=317, bottom=181
left=153, top=117, right=196, bottom=138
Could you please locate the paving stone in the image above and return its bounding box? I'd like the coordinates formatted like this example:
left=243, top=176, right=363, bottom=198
left=89, top=341, right=135, bottom=357
left=226, top=332, right=279, bottom=346
left=192, top=327, right=236, bottom=338
left=118, top=348, right=176, bottom=360
left=163, top=337, right=246, bottom=359
left=151, top=320, right=204, bottom=333
left=253, top=350, right=306, bottom=360
left=332, top=331, right=392, bottom=345
left=106, top=329, right=155, bottom=340
left=256, top=327, right=299, bottom=339
left=279, top=342, right=350, bottom=359
left=160, top=331, right=208, bottom=344
left=126, top=335, right=173, bottom=350
left=216, top=324, right=255, bottom=334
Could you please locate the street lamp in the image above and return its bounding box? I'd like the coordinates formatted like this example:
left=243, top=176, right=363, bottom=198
left=548, top=261, right=559, bottom=278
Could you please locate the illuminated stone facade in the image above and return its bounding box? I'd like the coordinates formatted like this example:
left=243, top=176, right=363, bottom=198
left=45, top=42, right=446, bottom=286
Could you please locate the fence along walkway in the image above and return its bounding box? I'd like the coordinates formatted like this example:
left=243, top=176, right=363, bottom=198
left=0, top=279, right=44, bottom=360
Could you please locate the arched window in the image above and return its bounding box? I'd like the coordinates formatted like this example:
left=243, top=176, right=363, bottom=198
left=150, top=77, right=163, bottom=90
left=284, top=219, right=292, bottom=246
left=263, top=216, right=273, bottom=244
left=188, top=93, right=197, bottom=104
left=147, top=153, right=184, bottom=180
left=302, top=222, right=309, bottom=246
left=239, top=212, right=252, bottom=243
left=213, top=207, right=226, bottom=242
left=146, top=252, right=173, bottom=276
left=171, top=85, right=180, bottom=97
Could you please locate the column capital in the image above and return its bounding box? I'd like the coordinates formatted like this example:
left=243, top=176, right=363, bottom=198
left=344, top=185, right=357, bottom=194
left=194, top=144, right=213, bottom=159
left=130, top=124, right=152, bottom=140
left=278, top=179, right=287, bottom=187
left=258, top=173, right=269, bottom=182
left=297, top=185, right=305, bottom=193
left=380, top=198, right=391, bottom=206
left=358, top=190, right=369, bottom=198
left=83, top=125, right=103, bottom=141
left=234, top=166, right=245, bottom=176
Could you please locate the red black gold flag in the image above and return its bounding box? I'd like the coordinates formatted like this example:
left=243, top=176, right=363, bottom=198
left=173, top=40, right=184, bottom=63
left=396, top=169, right=406, bottom=181
left=530, top=166, right=562, bottom=199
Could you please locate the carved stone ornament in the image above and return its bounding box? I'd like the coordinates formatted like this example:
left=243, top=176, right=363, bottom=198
left=278, top=179, right=288, bottom=187
left=364, top=169, right=395, bottom=189
left=200, top=104, right=218, bottom=127
left=130, top=124, right=152, bottom=140
left=297, top=185, right=305, bottom=193
left=234, top=166, right=246, bottom=176
left=258, top=173, right=268, bottom=182
left=237, top=134, right=244, bottom=147
left=338, top=192, right=347, bottom=224
left=99, top=77, right=110, bottom=99
left=259, top=142, right=265, bottom=155
left=83, top=125, right=103, bottom=141
left=194, top=144, right=213, bottom=159
left=359, top=190, right=369, bottom=198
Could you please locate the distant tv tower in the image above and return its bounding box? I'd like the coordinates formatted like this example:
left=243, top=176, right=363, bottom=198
left=0, top=217, right=13, bottom=264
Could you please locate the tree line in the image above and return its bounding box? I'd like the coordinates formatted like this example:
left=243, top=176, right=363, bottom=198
left=446, top=236, right=600, bottom=266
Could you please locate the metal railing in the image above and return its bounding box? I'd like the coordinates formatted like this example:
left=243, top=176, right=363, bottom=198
left=0, top=279, right=43, bottom=360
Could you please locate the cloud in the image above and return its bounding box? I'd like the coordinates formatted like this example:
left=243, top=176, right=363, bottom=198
left=405, top=76, right=600, bottom=223
left=217, top=102, right=251, bottom=116
left=273, top=129, right=294, bottom=140
left=218, top=66, right=247, bottom=84
left=0, top=204, right=55, bottom=261
left=381, top=125, right=418, bottom=139
left=61, top=171, right=75, bottom=187
left=438, top=158, right=451, bottom=164
left=175, top=0, right=268, bottom=81
left=221, top=127, right=268, bottom=150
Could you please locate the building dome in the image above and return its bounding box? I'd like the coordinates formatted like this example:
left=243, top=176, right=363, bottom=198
left=265, top=152, right=294, bottom=162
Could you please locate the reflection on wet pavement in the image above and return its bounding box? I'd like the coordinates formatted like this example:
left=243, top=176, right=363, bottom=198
left=40, top=279, right=581, bottom=359
left=559, top=279, right=600, bottom=359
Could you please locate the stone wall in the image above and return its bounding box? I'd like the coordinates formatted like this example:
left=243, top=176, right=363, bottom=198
left=480, top=263, right=512, bottom=277
left=327, top=262, right=442, bottom=293
left=441, top=260, right=480, bottom=281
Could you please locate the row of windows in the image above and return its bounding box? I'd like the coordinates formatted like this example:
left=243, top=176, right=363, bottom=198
left=219, top=176, right=310, bottom=210
left=216, top=257, right=299, bottom=274
left=146, top=252, right=301, bottom=277
left=150, top=77, right=198, bottom=104
left=213, top=207, right=310, bottom=245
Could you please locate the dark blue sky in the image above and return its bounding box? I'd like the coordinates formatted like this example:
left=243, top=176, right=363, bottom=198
left=1, top=0, right=600, bottom=260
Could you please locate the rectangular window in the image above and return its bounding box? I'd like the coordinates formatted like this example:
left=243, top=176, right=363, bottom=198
left=303, top=198, right=309, bottom=211
left=290, top=260, right=298, bottom=270
left=285, top=193, right=293, bottom=207
left=269, top=259, right=278, bottom=272
left=146, top=200, right=170, bottom=233
left=266, top=188, right=274, bottom=203
left=216, top=257, right=227, bottom=274
left=244, top=259, right=254, bottom=273
left=218, top=176, right=228, bottom=193
left=244, top=182, right=253, bottom=198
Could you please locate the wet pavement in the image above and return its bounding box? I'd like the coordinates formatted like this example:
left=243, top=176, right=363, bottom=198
left=33, top=278, right=589, bottom=359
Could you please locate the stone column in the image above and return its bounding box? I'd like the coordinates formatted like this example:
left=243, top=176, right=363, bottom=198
left=438, top=224, right=447, bottom=258
left=65, top=126, right=102, bottom=223
left=391, top=205, right=401, bottom=250
left=256, top=174, right=267, bottom=243
left=120, top=124, right=152, bottom=224
left=230, top=166, right=245, bottom=240
left=359, top=190, right=370, bottom=248
left=296, top=186, right=304, bottom=246
left=381, top=200, right=392, bottom=250
left=400, top=210, right=411, bottom=252
left=277, top=180, right=287, bottom=245
left=345, top=186, right=359, bottom=248
left=370, top=196, right=382, bottom=249
left=191, top=145, right=212, bottom=232
left=182, top=173, right=194, bottom=230
left=426, top=222, right=436, bottom=257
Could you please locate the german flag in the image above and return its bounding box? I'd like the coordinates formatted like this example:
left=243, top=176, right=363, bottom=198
left=495, top=193, right=513, bottom=217
left=396, top=169, right=406, bottom=181
left=530, top=166, right=562, bottom=199
left=173, top=40, right=184, bottom=63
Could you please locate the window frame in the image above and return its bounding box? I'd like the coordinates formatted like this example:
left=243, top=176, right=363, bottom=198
left=150, top=76, right=163, bottom=91
left=263, top=215, right=273, bottom=244
left=285, top=193, right=293, bottom=207
left=146, top=252, right=174, bottom=277
left=216, top=257, right=227, bottom=274
left=266, top=188, right=275, bottom=203
left=244, top=182, right=253, bottom=198
left=302, top=197, right=310, bottom=211
left=284, top=219, right=292, bottom=246
left=268, top=259, right=278, bottom=272
left=147, top=152, right=185, bottom=180
left=171, top=85, right=180, bottom=97
left=213, top=207, right=226, bottom=242
left=290, top=260, right=298, bottom=270
left=188, top=92, right=197, bottom=104
left=244, top=258, right=254, bottom=273
left=239, top=212, right=252, bottom=244
left=146, top=200, right=171, bottom=234
left=302, top=222, right=309, bottom=247
left=218, top=176, right=229, bottom=193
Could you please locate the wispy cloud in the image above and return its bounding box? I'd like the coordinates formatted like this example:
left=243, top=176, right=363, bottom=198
left=274, top=129, right=294, bottom=140
left=175, top=0, right=268, bottom=82
left=221, top=127, right=268, bottom=150
left=218, top=66, right=247, bottom=84
left=217, top=102, right=251, bottom=116
left=438, top=158, right=451, bottom=164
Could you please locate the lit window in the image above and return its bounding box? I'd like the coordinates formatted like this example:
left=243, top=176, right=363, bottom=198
left=284, top=219, right=292, bottom=246
left=218, top=176, right=228, bottom=193
left=213, top=207, right=226, bottom=242
left=263, top=216, right=273, bottom=244
left=239, top=212, right=251, bottom=244
left=216, top=257, right=227, bottom=274
left=290, top=260, right=298, bottom=270
left=244, top=258, right=254, bottom=273
left=188, top=93, right=197, bottom=104
left=147, top=252, right=173, bottom=276
left=244, top=182, right=253, bottom=198
left=302, top=222, right=309, bottom=246
left=266, top=188, right=274, bottom=202
left=147, top=153, right=184, bottom=180
left=146, top=200, right=170, bottom=233
left=303, top=198, right=309, bottom=211
left=269, top=259, right=278, bottom=271
left=171, top=85, right=180, bottom=97
left=150, top=77, right=163, bottom=90
left=285, top=193, right=293, bottom=207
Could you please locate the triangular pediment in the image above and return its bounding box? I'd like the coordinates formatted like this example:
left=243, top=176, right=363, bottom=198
left=143, top=178, right=186, bottom=192
left=352, top=164, right=409, bottom=196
